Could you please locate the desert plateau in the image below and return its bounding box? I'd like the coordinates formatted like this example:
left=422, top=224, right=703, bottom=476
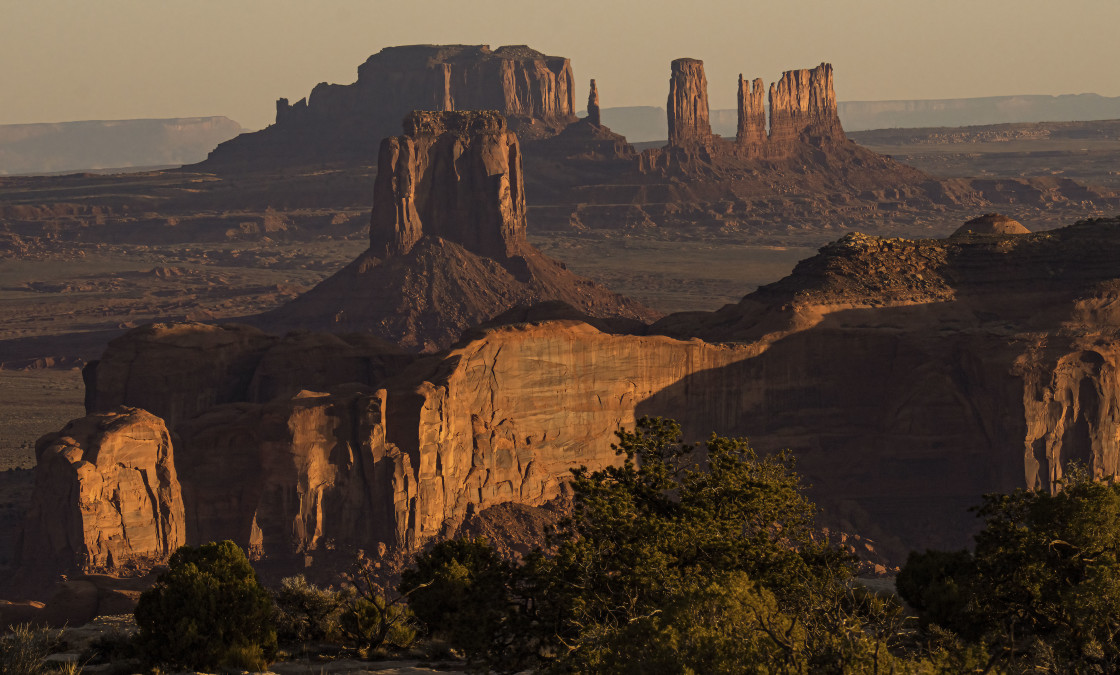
left=4, top=2, right=1120, bottom=672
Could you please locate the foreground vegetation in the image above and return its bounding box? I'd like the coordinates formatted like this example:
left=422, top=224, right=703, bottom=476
left=9, top=419, right=1120, bottom=673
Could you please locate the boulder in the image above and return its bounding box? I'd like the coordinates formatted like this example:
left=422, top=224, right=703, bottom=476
left=951, top=213, right=1030, bottom=237
left=21, top=407, right=185, bottom=573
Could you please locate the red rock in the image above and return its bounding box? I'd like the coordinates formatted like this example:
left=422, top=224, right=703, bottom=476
left=667, top=58, right=713, bottom=146
left=370, top=111, right=526, bottom=260
left=736, top=74, right=767, bottom=147
left=262, top=111, right=658, bottom=351
left=21, top=407, right=185, bottom=572
left=205, top=44, right=577, bottom=168
left=768, top=63, right=844, bottom=145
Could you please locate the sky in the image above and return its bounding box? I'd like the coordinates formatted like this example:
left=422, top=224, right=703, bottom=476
left=2, top=0, right=1119, bottom=130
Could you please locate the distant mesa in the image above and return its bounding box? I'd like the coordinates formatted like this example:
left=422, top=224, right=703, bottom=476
left=256, top=110, right=658, bottom=351
left=0, top=117, right=243, bottom=175
left=202, top=44, right=578, bottom=169
left=951, top=213, right=1030, bottom=237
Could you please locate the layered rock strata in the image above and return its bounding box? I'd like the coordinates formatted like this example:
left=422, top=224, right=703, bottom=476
left=21, top=408, right=185, bottom=572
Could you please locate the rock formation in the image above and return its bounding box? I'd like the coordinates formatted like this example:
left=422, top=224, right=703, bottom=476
left=259, top=110, right=657, bottom=351
left=951, top=213, right=1030, bottom=237
left=667, top=58, right=713, bottom=146
left=204, top=45, right=577, bottom=168
left=369, top=111, right=526, bottom=260
left=767, top=63, right=844, bottom=145
left=736, top=74, right=766, bottom=147
left=587, top=79, right=601, bottom=127
left=20, top=407, right=185, bottom=572
left=37, top=216, right=1120, bottom=573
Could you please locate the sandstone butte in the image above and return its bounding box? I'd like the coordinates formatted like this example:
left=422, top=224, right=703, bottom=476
left=252, top=109, right=658, bottom=352
left=21, top=213, right=1120, bottom=579
left=190, top=44, right=1116, bottom=237
left=202, top=44, right=577, bottom=169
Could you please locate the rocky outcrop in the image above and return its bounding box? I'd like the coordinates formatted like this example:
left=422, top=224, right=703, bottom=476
left=369, top=111, right=526, bottom=260
left=736, top=75, right=766, bottom=147
left=203, top=45, right=577, bottom=168
left=261, top=110, right=658, bottom=350
left=667, top=58, right=713, bottom=146
left=951, top=213, right=1030, bottom=237
left=587, top=79, right=601, bottom=127
left=20, top=407, right=184, bottom=572
left=767, top=63, right=844, bottom=145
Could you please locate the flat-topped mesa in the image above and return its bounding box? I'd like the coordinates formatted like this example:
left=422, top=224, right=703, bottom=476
left=736, top=74, right=767, bottom=147
left=667, top=58, right=713, bottom=146
left=767, top=63, right=844, bottom=145
left=369, top=110, right=526, bottom=260
left=204, top=44, right=576, bottom=168
left=587, top=79, right=601, bottom=127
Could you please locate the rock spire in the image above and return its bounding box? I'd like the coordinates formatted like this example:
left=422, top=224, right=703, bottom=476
left=667, top=58, right=713, bottom=146
left=587, top=79, right=601, bottom=127
left=736, top=74, right=767, bottom=147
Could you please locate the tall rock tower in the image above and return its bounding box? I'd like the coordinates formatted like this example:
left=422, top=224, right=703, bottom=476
left=369, top=110, right=526, bottom=261
left=667, top=58, right=713, bottom=146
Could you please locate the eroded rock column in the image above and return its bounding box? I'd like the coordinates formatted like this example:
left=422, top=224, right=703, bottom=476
left=667, top=58, right=712, bottom=146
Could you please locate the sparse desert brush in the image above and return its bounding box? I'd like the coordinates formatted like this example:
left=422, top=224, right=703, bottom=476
left=0, top=623, right=66, bottom=675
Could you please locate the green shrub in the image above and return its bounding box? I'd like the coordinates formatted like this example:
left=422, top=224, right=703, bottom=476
left=339, top=550, right=419, bottom=654
left=340, top=594, right=418, bottom=653
left=133, top=540, right=277, bottom=670
left=899, top=467, right=1120, bottom=671
left=273, top=575, right=346, bottom=646
left=399, top=418, right=906, bottom=672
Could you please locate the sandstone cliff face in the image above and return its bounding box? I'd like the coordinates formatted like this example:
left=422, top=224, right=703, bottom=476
left=736, top=75, right=766, bottom=147
left=205, top=44, right=576, bottom=168
left=55, top=218, right=1120, bottom=568
left=370, top=111, right=526, bottom=260
left=175, top=388, right=416, bottom=557
left=261, top=110, right=658, bottom=351
left=667, top=58, right=713, bottom=147
left=21, top=407, right=184, bottom=572
left=767, top=63, right=844, bottom=145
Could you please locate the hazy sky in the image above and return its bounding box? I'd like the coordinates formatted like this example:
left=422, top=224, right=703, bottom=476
left=3, top=0, right=1118, bottom=129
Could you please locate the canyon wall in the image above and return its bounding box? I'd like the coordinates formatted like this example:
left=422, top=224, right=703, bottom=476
left=33, top=219, right=1120, bottom=573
